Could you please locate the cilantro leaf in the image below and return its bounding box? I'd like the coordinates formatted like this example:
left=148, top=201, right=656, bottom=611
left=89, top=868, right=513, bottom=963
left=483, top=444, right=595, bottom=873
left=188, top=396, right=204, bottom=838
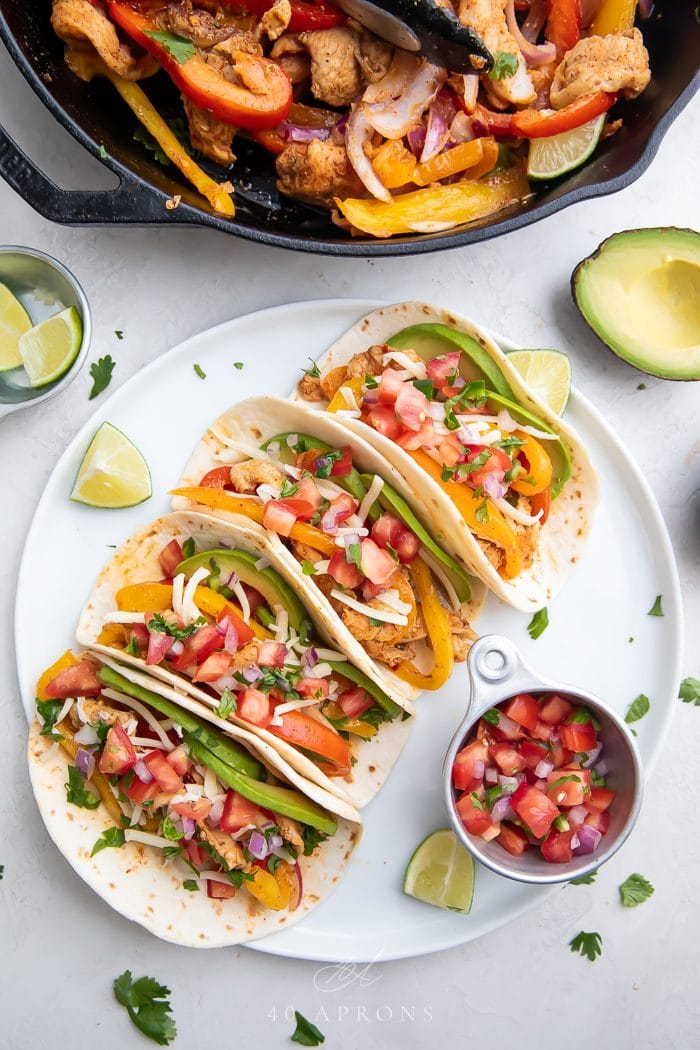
left=347, top=542, right=363, bottom=571
left=193, top=363, right=206, bottom=380
left=88, top=355, right=116, bottom=400
left=470, top=792, right=485, bottom=810
left=161, top=815, right=182, bottom=841
left=291, top=1010, right=325, bottom=1046
left=134, top=123, right=169, bottom=165
left=301, top=560, right=316, bottom=576
left=625, top=693, right=650, bottom=726
left=364, top=374, right=379, bottom=389
left=148, top=612, right=205, bottom=640
left=65, top=765, right=100, bottom=810
left=482, top=709, right=500, bottom=726
left=36, top=698, right=65, bottom=740
left=280, top=478, right=299, bottom=498
left=91, top=827, right=126, bottom=857
left=489, top=51, right=519, bottom=80
left=569, top=930, right=602, bottom=962
left=619, top=872, right=654, bottom=908
left=99, top=144, right=107, bottom=160
left=113, top=971, right=177, bottom=1046
left=475, top=499, right=489, bottom=524
left=234, top=361, right=244, bottom=370
left=569, top=869, right=598, bottom=885
left=301, top=826, right=329, bottom=857
left=144, top=28, right=196, bottom=64
left=182, top=879, right=199, bottom=892
left=413, top=378, right=434, bottom=399
left=679, top=677, right=700, bottom=705
left=0, top=864, right=4, bottom=880
left=527, top=607, right=549, bottom=640
left=114, top=329, right=124, bottom=340
left=216, top=688, right=237, bottom=719
left=303, top=358, right=321, bottom=378
left=182, top=537, right=195, bottom=559
left=648, top=594, right=663, bottom=617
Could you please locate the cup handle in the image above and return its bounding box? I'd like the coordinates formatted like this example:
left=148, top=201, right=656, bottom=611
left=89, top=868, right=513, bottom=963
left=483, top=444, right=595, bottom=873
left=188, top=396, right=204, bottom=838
left=466, top=635, right=545, bottom=720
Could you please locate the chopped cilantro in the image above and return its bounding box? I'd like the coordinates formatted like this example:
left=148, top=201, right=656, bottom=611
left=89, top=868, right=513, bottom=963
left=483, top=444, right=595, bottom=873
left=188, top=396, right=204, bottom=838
left=489, top=51, right=519, bottom=80
left=482, top=709, right=500, bottom=726
left=475, top=499, right=489, bottom=524
left=302, top=358, right=321, bottom=378
left=625, top=693, right=650, bottom=726
left=114, top=329, right=124, bottom=340
left=569, top=930, right=602, bottom=962
left=216, top=688, right=237, bottom=719
left=291, top=1011, right=325, bottom=1046
left=91, top=827, right=126, bottom=857
left=125, top=636, right=141, bottom=657
left=182, top=879, right=199, bottom=892
left=527, top=607, right=549, bottom=640
left=144, top=28, right=196, bottom=64
left=301, top=560, right=316, bottom=575
left=161, top=815, right=182, bottom=841
left=133, top=124, right=169, bottom=166
left=113, top=970, right=177, bottom=1046
left=364, top=374, right=379, bottom=389
left=347, top=542, right=363, bottom=570
left=301, top=826, right=329, bottom=857
left=36, top=698, right=65, bottom=740
left=619, top=872, right=654, bottom=907
left=193, top=363, right=206, bottom=380
left=470, top=792, right=485, bottom=810
left=679, top=677, right=700, bottom=705
left=88, top=355, right=116, bottom=400
left=65, top=765, right=100, bottom=810
left=234, top=361, right=244, bottom=370
left=182, top=537, right=195, bottom=559
left=648, top=594, right=663, bottom=617
left=99, top=144, right=107, bottom=160
left=569, top=869, right=597, bottom=885
left=148, top=612, right=205, bottom=640
left=413, top=378, right=434, bottom=399
left=280, top=479, right=299, bottom=498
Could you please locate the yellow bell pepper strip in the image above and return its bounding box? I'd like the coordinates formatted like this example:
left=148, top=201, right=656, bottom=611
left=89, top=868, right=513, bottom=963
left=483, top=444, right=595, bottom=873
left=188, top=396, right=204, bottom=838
left=453, top=137, right=499, bottom=181
left=394, top=557, right=454, bottom=691
left=407, top=450, right=522, bottom=579
left=415, top=137, right=486, bottom=186
left=113, top=581, right=273, bottom=639
left=510, top=433, right=553, bottom=496
left=54, top=720, right=127, bottom=827
left=36, top=650, right=78, bottom=700
left=335, top=166, right=530, bottom=239
left=247, top=864, right=292, bottom=911
left=371, top=140, right=420, bottom=190
left=171, top=486, right=338, bottom=557
left=591, top=0, right=637, bottom=35
left=326, top=376, right=365, bottom=414
left=96, top=623, right=129, bottom=648
left=322, top=701, right=379, bottom=738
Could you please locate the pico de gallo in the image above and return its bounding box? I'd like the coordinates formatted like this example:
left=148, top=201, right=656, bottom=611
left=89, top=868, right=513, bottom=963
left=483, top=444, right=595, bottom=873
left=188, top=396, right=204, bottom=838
left=452, top=691, right=615, bottom=863
left=36, top=651, right=341, bottom=909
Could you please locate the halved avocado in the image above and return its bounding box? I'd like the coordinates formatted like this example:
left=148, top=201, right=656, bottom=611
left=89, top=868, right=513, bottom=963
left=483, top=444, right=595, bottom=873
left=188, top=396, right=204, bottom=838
left=176, top=548, right=308, bottom=634
left=572, top=228, right=700, bottom=381
left=387, top=323, right=514, bottom=398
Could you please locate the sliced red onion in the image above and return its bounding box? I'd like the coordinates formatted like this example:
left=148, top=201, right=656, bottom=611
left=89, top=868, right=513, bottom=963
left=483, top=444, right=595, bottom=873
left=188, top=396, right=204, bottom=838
left=284, top=124, right=331, bottom=143
left=484, top=765, right=499, bottom=785
left=335, top=113, right=348, bottom=135
left=242, top=664, right=262, bottom=684
left=595, top=760, right=609, bottom=777
left=534, top=758, right=554, bottom=778
left=506, top=0, right=557, bottom=66
left=521, top=0, right=548, bottom=42
left=345, top=104, right=392, bottom=203
left=208, top=798, right=224, bottom=828
left=147, top=630, right=172, bottom=666
left=420, top=106, right=449, bottom=163
left=75, top=747, right=95, bottom=780
left=247, top=830, right=268, bottom=860
left=407, top=123, right=426, bottom=158
left=581, top=745, right=602, bottom=768
left=573, top=824, right=601, bottom=854
left=449, top=111, right=475, bottom=145
left=133, top=759, right=154, bottom=784
left=483, top=472, right=508, bottom=501
left=490, top=796, right=514, bottom=824
left=181, top=817, right=196, bottom=840
left=301, top=648, right=318, bottom=670
left=568, top=805, right=588, bottom=826
left=498, top=775, right=520, bottom=794
left=168, top=639, right=184, bottom=657
left=473, top=759, right=485, bottom=781
left=365, top=61, right=447, bottom=140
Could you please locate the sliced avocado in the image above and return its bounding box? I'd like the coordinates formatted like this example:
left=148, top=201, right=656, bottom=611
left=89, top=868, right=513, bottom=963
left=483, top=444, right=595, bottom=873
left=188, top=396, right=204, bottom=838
left=388, top=323, right=514, bottom=398
left=186, top=736, right=337, bottom=835
left=96, top=666, right=263, bottom=780
left=262, top=431, right=369, bottom=503
left=572, top=228, right=700, bottom=381
left=176, top=548, right=308, bottom=634
left=359, top=474, right=473, bottom=602
left=327, top=660, right=402, bottom=719
left=483, top=392, right=571, bottom=498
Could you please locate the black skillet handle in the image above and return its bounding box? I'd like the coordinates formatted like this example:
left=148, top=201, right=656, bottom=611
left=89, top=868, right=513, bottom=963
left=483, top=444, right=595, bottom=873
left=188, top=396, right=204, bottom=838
left=0, top=122, right=191, bottom=225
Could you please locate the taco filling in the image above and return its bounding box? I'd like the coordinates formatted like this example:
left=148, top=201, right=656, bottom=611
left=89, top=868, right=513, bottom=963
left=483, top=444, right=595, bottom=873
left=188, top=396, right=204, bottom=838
left=173, top=434, right=479, bottom=691
left=35, top=651, right=342, bottom=911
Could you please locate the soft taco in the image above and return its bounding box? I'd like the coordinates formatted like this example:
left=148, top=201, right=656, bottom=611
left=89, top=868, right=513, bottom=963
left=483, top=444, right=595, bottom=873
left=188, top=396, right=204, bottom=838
left=77, top=511, right=413, bottom=809
left=291, top=302, right=599, bottom=611
left=171, top=398, right=486, bottom=700
left=29, top=649, right=360, bottom=948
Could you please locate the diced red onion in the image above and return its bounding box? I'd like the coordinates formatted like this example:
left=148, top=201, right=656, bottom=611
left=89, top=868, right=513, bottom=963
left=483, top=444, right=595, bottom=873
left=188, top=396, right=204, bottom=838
left=284, top=125, right=331, bottom=144
left=534, top=759, right=554, bottom=778
left=498, top=775, right=520, bottom=794
left=345, top=104, right=392, bottom=203
left=180, top=817, right=195, bottom=840
left=573, top=824, right=601, bottom=855
left=247, top=831, right=268, bottom=860
left=223, top=621, right=239, bottom=655
left=407, top=124, right=426, bottom=158
left=321, top=502, right=354, bottom=534
left=133, top=759, right=154, bottom=784
left=534, top=778, right=546, bottom=791
left=490, top=796, right=514, bottom=824
left=581, top=745, right=602, bottom=768
left=483, top=472, right=508, bottom=501
left=74, top=724, right=99, bottom=747
left=420, top=106, right=449, bottom=163
left=595, top=760, right=609, bottom=777
left=505, top=0, right=557, bottom=66
left=147, top=630, right=172, bottom=665
left=301, top=648, right=318, bottom=670
left=484, top=765, right=499, bottom=785
left=571, top=833, right=581, bottom=850
left=473, top=759, right=485, bottom=781
left=261, top=821, right=277, bottom=831
left=267, top=834, right=284, bottom=852
left=75, top=747, right=95, bottom=780
left=521, top=0, right=547, bottom=41
left=568, top=805, right=588, bottom=826
left=168, top=639, right=184, bottom=657
left=208, top=798, right=224, bottom=828
left=242, top=664, right=263, bottom=684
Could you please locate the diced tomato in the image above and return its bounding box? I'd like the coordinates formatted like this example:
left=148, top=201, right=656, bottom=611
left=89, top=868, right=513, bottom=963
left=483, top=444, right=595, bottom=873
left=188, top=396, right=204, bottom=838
left=546, top=768, right=591, bottom=807
left=360, top=538, right=397, bottom=585
left=531, top=720, right=555, bottom=741
left=143, top=749, right=184, bottom=793
left=395, top=421, right=435, bottom=450
left=327, top=550, right=363, bottom=589
left=329, top=445, right=353, bottom=477
left=584, top=810, right=610, bottom=834
left=464, top=445, right=511, bottom=489
left=504, top=693, right=540, bottom=733
left=183, top=839, right=210, bottom=869
left=511, top=782, right=559, bottom=838
left=475, top=720, right=497, bottom=746
left=200, top=466, right=233, bottom=488
left=456, top=791, right=495, bottom=836
left=539, top=694, right=574, bottom=724
left=263, top=499, right=297, bottom=537
left=188, top=624, right=223, bottom=662
left=393, top=527, right=420, bottom=564
left=427, top=351, right=461, bottom=392
left=366, top=404, right=402, bottom=440
left=438, top=433, right=463, bottom=467
left=44, top=660, right=102, bottom=699
left=497, top=822, right=529, bottom=857
left=275, top=496, right=318, bottom=521
left=296, top=476, right=323, bottom=510
left=237, top=688, right=272, bottom=727
left=490, top=742, right=526, bottom=776
left=586, top=787, right=615, bottom=813
left=519, top=739, right=550, bottom=770
left=395, top=383, right=430, bottom=431
left=193, top=650, right=232, bottom=683
left=220, top=790, right=270, bottom=833
left=453, top=740, right=488, bottom=791
left=99, top=723, right=137, bottom=775
left=370, top=514, right=419, bottom=564
left=128, top=622, right=150, bottom=655
left=377, top=367, right=405, bottom=404
left=146, top=630, right=172, bottom=666
left=560, top=719, right=597, bottom=753
left=166, top=744, right=191, bottom=777
left=541, top=828, right=575, bottom=864
left=120, top=772, right=160, bottom=806
left=170, top=646, right=199, bottom=673
left=171, top=797, right=212, bottom=821
left=490, top=711, right=524, bottom=743
left=296, top=677, right=330, bottom=700
left=549, top=739, right=573, bottom=768
left=257, top=639, right=287, bottom=667
left=320, top=492, right=357, bottom=532
left=337, top=687, right=373, bottom=719
left=207, top=879, right=236, bottom=899
left=159, top=538, right=184, bottom=577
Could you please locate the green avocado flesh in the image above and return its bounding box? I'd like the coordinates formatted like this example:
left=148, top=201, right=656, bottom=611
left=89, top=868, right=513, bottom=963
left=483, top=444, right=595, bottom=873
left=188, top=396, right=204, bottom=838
left=262, top=432, right=367, bottom=502
left=96, top=666, right=263, bottom=780
left=176, top=548, right=308, bottom=634
left=186, top=737, right=337, bottom=835
left=573, top=228, right=700, bottom=380
left=387, top=323, right=514, bottom=398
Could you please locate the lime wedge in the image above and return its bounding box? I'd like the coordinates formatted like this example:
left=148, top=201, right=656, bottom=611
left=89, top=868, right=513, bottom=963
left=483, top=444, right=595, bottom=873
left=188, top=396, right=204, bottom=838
left=403, top=828, right=475, bottom=913
left=71, top=423, right=152, bottom=509
left=18, top=306, right=82, bottom=388
left=0, top=282, right=32, bottom=372
left=527, top=114, right=606, bottom=182
left=507, top=348, right=572, bottom=415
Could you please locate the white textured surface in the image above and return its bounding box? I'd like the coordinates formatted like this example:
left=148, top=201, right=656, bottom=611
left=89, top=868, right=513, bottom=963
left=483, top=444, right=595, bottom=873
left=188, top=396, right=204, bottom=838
left=1, top=46, right=699, bottom=1050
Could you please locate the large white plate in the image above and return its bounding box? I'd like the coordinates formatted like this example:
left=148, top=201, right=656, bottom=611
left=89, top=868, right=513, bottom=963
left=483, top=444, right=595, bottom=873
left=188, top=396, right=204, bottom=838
left=15, top=299, right=682, bottom=962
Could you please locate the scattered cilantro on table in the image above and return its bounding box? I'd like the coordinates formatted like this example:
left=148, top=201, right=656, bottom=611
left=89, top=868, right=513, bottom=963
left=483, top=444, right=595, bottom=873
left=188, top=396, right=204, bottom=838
left=569, top=870, right=598, bottom=886
left=115, top=330, right=124, bottom=340
left=193, top=363, right=206, bottom=380
left=234, top=361, right=244, bottom=370
left=619, top=873, right=654, bottom=908
left=114, top=970, right=177, bottom=1046
left=569, top=930, right=602, bottom=961
left=291, top=1011, right=325, bottom=1046
left=89, top=355, right=116, bottom=400
left=527, top=607, right=549, bottom=640
left=648, top=595, right=663, bottom=617
left=625, top=693, right=650, bottom=732
left=679, top=677, right=700, bottom=705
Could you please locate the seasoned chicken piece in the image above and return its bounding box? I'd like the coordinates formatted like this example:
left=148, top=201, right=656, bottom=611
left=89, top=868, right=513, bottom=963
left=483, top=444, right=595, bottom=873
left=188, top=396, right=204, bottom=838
left=367, top=640, right=416, bottom=667
left=336, top=571, right=416, bottom=646
left=447, top=606, right=477, bottom=661
left=550, top=28, right=650, bottom=109
left=346, top=344, right=388, bottom=380
left=270, top=33, right=312, bottom=84
left=276, top=139, right=366, bottom=209
left=297, top=372, right=325, bottom=401
left=298, top=27, right=363, bottom=107
left=457, top=0, right=536, bottom=105
left=319, top=366, right=349, bottom=400
left=259, top=0, right=292, bottom=42
left=183, top=96, right=236, bottom=166
left=512, top=497, right=540, bottom=571
left=356, top=28, right=394, bottom=83
left=229, top=640, right=262, bottom=672
left=476, top=536, right=505, bottom=573
left=52, top=0, right=158, bottom=79
left=69, top=698, right=133, bottom=727
left=276, top=814, right=305, bottom=853
left=197, top=824, right=251, bottom=872
left=162, top=1, right=251, bottom=48
left=229, top=459, right=284, bottom=493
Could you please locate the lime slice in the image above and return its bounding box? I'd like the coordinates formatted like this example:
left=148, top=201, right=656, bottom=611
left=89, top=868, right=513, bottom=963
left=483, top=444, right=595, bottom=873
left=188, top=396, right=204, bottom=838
left=71, top=423, right=152, bottom=509
left=18, top=306, right=82, bottom=388
left=527, top=114, right=606, bottom=182
left=403, top=828, right=475, bottom=913
left=507, top=348, right=572, bottom=415
left=0, top=282, right=32, bottom=372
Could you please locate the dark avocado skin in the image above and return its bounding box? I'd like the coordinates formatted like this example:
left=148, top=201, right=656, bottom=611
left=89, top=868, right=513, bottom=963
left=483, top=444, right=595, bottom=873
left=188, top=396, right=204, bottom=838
left=571, top=227, right=700, bottom=382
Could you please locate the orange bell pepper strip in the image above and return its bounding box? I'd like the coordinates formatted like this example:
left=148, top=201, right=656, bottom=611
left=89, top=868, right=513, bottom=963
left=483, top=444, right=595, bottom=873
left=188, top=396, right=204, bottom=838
left=267, top=710, right=351, bottom=775
left=510, top=433, right=553, bottom=496
left=36, top=650, right=78, bottom=700
left=371, top=140, right=420, bottom=190
left=247, top=864, right=292, bottom=910
left=326, top=376, right=365, bottom=413
left=114, top=581, right=272, bottom=638
left=108, top=1, right=292, bottom=131
left=394, top=558, right=454, bottom=691
left=171, top=486, right=338, bottom=557
left=407, top=450, right=522, bottom=579
left=415, top=138, right=486, bottom=186
left=591, top=0, right=637, bottom=35
left=512, top=92, right=616, bottom=138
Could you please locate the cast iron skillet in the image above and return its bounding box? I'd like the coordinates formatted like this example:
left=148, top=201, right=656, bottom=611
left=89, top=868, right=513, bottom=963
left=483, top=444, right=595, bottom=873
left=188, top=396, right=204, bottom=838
left=0, top=1, right=698, bottom=256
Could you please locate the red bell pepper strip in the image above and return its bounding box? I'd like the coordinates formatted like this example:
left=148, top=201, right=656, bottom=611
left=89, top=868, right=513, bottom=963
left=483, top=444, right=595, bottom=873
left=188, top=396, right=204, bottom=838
left=511, top=91, right=616, bottom=138
left=472, top=104, right=515, bottom=137
left=222, top=0, right=345, bottom=30
left=108, top=0, right=292, bottom=130
left=546, top=0, right=582, bottom=55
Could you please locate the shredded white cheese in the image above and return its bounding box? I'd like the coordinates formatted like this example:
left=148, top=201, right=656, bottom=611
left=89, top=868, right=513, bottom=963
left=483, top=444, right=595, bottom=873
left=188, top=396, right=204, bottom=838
left=101, top=687, right=174, bottom=749
left=335, top=409, right=361, bottom=419
left=182, top=567, right=209, bottom=625
left=254, top=556, right=271, bottom=571
left=312, top=560, right=330, bottom=574
left=125, top=829, right=175, bottom=850
left=493, top=498, right=543, bottom=526
left=230, top=578, right=251, bottom=623
left=374, top=588, right=412, bottom=615
left=382, top=351, right=427, bottom=379
left=418, top=549, right=462, bottom=612
left=358, top=474, right=384, bottom=524
left=104, top=611, right=147, bottom=624
left=272, top=695, right=325, bottom=720
left=273, top=607, right=289, bottom=643
left=341, top=386, right=360, bottom=411
left=172, top=572, right=185, bottom=621
left=330, top=588, right=409, bottom=626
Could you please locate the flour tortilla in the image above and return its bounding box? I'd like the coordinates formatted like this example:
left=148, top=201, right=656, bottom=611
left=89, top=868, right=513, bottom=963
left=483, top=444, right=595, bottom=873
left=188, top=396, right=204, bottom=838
left=76, top=511, right=414, bottom=809
left=289, top=301, right=599, bottom=611
left=172, top=397, right=487, bottom=700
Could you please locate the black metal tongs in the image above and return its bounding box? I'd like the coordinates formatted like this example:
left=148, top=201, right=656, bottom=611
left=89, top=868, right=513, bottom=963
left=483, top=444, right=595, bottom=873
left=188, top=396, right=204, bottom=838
left=333, top=0, right=494, bottom=74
